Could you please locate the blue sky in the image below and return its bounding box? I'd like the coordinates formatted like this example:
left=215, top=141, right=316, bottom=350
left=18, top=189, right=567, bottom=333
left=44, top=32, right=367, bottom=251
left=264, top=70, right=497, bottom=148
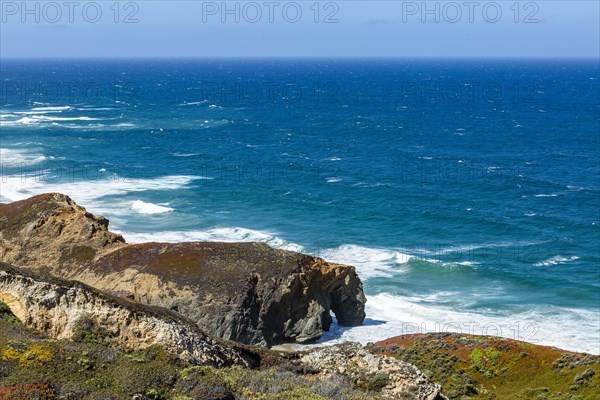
left=1, top=1, right=599, bottom=58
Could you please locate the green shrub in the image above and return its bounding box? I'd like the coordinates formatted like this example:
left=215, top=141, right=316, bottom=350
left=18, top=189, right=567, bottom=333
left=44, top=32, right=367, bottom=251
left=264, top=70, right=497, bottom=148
left=0, top=302, right=20, bottom=324
left=469, top=346, right=503, bottom=378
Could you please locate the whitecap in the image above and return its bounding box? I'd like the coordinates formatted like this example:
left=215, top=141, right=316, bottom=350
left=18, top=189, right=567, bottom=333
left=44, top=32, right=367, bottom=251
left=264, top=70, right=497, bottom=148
left=172, top=152, right=200, bottom=157
left=534, top=255, right=580, bottom=267
left=31, top=106, right=71, bottom=111
left=178, top=100, right=208, bottom=106
left=0, top=174, right=203, bottom=210
left=0, top=147, right=47, bottom=164
left=29, top=116, right=102, bottom=122
left=318, top=244, right=412, bottom=280
left=130, top=200, right=174, bottom=215
left=566, top=185, right=587, bottom=191
left=75, top=107, right=115, bottom=111
left=119, top=227, right=304, bottom=253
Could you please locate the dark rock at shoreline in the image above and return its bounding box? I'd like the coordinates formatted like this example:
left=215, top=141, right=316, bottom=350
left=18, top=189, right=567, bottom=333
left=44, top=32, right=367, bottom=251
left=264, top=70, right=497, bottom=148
left=76, top=241, right=366, bottom=346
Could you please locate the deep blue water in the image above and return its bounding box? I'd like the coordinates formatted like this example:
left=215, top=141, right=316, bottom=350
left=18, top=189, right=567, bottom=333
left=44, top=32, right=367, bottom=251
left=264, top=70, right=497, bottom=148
left=1, top=59, right=599, bottom=353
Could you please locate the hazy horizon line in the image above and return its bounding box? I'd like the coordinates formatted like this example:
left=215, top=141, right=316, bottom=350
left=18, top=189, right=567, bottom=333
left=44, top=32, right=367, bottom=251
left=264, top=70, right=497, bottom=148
left=2, top=55, right=599, bottom=61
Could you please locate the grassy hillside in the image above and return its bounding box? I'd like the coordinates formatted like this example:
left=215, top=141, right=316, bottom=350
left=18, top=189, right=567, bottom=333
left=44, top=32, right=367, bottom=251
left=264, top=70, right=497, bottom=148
left=371, top=333, right=599, bottom=400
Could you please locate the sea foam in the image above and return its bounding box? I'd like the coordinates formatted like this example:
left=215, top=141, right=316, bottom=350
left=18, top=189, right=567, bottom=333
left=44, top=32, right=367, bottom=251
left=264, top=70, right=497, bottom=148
left=130, top=200, right=174, bottom=215
left=314, top=293, right=600, bottom=355
left=119, top=227, right=305, bottom=253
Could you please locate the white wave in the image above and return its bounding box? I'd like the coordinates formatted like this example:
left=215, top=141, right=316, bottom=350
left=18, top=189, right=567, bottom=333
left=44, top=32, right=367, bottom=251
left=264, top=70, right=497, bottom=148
left=31, top=106, right=71, bottom=111
left=45, top=122, right=137, bottom=130
left=120, top=227, right=304, bottom=253
left=28, top=116, right=102, bottom=122
left=318, top=244, right=412, bottom=280
left=410, top=240, right=547, bottom=257
left=179, top=100, right=208, bottom=106
left=534, top=255, right=580, bottom=267
left=0, top=174, right=202, bottom=210
left=315, top=293, right=600, bottom=354
left=49, top=123, right=104, bottom=129
left=130, top=200, right=173, bottom=215
left=75, top=107, right=115, bottom=111
left=8, top=117, right=38, bottom=125
left=566, top=185, right=590, bottom=191
left=172, top=152, right=200, bottom=157
left=534, top=193, right=559, bottom=198
left=2, top=115, right=103, bottom=126
left=454, top=260, right=480, bottom=266
left=0, top=147, right=47, bottom=164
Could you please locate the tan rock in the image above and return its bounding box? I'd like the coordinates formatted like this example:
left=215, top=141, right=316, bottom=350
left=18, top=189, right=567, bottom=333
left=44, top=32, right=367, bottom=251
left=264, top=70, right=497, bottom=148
left=301, top=342, right=447, bottom=400
left=0, top=262, right=254, bottom=367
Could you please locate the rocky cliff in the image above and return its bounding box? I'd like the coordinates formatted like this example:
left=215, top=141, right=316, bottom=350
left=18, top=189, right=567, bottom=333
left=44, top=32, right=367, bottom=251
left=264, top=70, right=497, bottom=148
left=0, top=261, right=445, bottom=399
left=0, top=262, right=255, bottom=368
left=0, top=194, right=366, bottom=346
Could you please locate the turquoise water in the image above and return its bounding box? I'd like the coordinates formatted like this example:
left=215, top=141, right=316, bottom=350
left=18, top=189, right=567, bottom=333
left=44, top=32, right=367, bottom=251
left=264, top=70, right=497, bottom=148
left=1, top=59, right=599, bottom=353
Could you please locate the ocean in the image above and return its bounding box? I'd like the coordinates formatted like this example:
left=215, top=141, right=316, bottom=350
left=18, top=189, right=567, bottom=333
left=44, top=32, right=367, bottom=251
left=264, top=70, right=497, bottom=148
left=1, top=58, right=599, bottom=354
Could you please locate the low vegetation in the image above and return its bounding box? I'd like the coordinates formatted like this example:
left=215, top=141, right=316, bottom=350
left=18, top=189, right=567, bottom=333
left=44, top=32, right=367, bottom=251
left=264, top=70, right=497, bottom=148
left=0, top=308, right=385, bottom=400
left=371, top=333, right=600, bottom=399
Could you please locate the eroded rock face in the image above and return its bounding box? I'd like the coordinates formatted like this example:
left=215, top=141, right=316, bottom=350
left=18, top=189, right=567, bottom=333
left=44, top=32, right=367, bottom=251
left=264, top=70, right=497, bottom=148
left=0, top=193, right=125, bottom=273
left=0, top=262, right=255, bottom=367
left=301, top=342, right=447, bottom=400
left=73, top=241, right=366, bottom=346
left=0, top=194, right=366, bottom=346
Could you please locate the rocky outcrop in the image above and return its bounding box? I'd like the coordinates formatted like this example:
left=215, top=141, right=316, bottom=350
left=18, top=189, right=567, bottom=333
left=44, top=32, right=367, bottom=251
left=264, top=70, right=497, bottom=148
left=0, top=193, right=125, bottom=273
left=0, top=194, right=366, bottom=346
left=0, top=262, right=256, bottom=367
left=301, top=342, right=446, bottom=399
left=72, top=242, right=366, bottom=346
